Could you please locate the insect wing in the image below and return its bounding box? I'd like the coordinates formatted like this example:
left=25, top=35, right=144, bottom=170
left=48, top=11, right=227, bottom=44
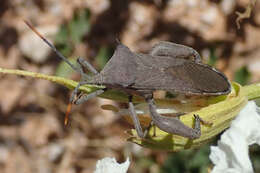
left=133, top=58, right=231, bottom=95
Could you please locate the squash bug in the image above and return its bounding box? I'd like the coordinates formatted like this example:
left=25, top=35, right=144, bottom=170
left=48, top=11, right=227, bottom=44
left=25, top=21, right=231, bottom=139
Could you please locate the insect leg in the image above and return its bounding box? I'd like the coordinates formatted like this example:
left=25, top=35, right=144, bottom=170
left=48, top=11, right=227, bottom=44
left=150, top=41, right=202, bottom=63
left=144, top=121, right=156, bottom=137
left=128, top=96, right=145, bottom=138
left=145, top=113, right=186, bottom=137
left=74, top=89, right=105, bottom=105
left=65, top=81, right=105, bottom=124
left=69, top=55, right=101, bottom=104
left=145, top=94, right=201, bottom=139
left=69, top=81, right=86, bottom=103
left=77, top=57, right=99, bottom=75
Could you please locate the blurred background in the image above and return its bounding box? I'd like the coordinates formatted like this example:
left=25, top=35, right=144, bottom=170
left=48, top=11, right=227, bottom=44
left=0, top=0, right=260, bottom=172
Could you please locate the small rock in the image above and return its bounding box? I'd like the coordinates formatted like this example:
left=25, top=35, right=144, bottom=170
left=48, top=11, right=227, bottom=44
left=19, top=25, right=58, bottom=63
left=0, top=145, right=9, bottom=163
left=200, top=6, right=218, bottom=25
left=221, top=0, right=236, bottom=15
left=47, top=143, right=65, bottom=162
left=85, top=0, right=110, bottom=15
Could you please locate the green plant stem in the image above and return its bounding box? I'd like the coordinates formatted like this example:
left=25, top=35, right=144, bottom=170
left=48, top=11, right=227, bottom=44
left=241, top=83, right=260, bottom=100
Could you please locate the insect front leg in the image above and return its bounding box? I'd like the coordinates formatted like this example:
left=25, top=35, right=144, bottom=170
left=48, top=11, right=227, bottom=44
left=144, top=94, right=201, bottom=139
left=74, top=89, right=106, bottom=105
left=128, top=96, right=145, bottom=138
left=77, top=57, right=99, bottom=75
left=66, top=80, right=105, bottom=124
left=70, top=57, right=101, bottom=104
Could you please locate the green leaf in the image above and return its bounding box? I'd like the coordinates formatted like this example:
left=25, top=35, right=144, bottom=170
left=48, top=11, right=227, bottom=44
left=69, top=9, right=90, bottom=43
left=55, top=58, right=78, bottom=78
left=208, top=48, right=217, bottom=67
left=55, top=24, right=72, bottom=56
left=55, top=9, right=91, bottom=56
left=96, top=46, right=113, bottom=69
left=234, top=66, right=251, bottom=85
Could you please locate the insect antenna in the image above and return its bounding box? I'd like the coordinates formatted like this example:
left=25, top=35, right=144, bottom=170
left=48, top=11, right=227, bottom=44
left=24, top=20, right=85, bottom=125
left=24, top=20, right=79, bottom=72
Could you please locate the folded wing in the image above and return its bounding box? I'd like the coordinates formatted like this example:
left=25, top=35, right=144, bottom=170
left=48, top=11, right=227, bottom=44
left=133, top=56, right=230, bottom=95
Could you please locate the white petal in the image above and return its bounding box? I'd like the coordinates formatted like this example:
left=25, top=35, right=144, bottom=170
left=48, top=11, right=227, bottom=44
left=210, top=101, right=260, bottom=173
left=94, top=157, right=130, bottom=173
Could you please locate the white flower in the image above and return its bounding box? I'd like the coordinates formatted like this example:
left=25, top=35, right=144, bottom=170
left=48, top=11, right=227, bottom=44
left=210, top=101, right=260, bottom=173
left=94, top=157, right=130, bottom=173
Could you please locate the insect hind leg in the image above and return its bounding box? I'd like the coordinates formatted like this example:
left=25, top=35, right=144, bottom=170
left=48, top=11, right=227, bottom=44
left=145, top=112, right=186, bottom=137
left=150, top=41, right=202, bottom=63
left=145, top=94, right=201, bottom=139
